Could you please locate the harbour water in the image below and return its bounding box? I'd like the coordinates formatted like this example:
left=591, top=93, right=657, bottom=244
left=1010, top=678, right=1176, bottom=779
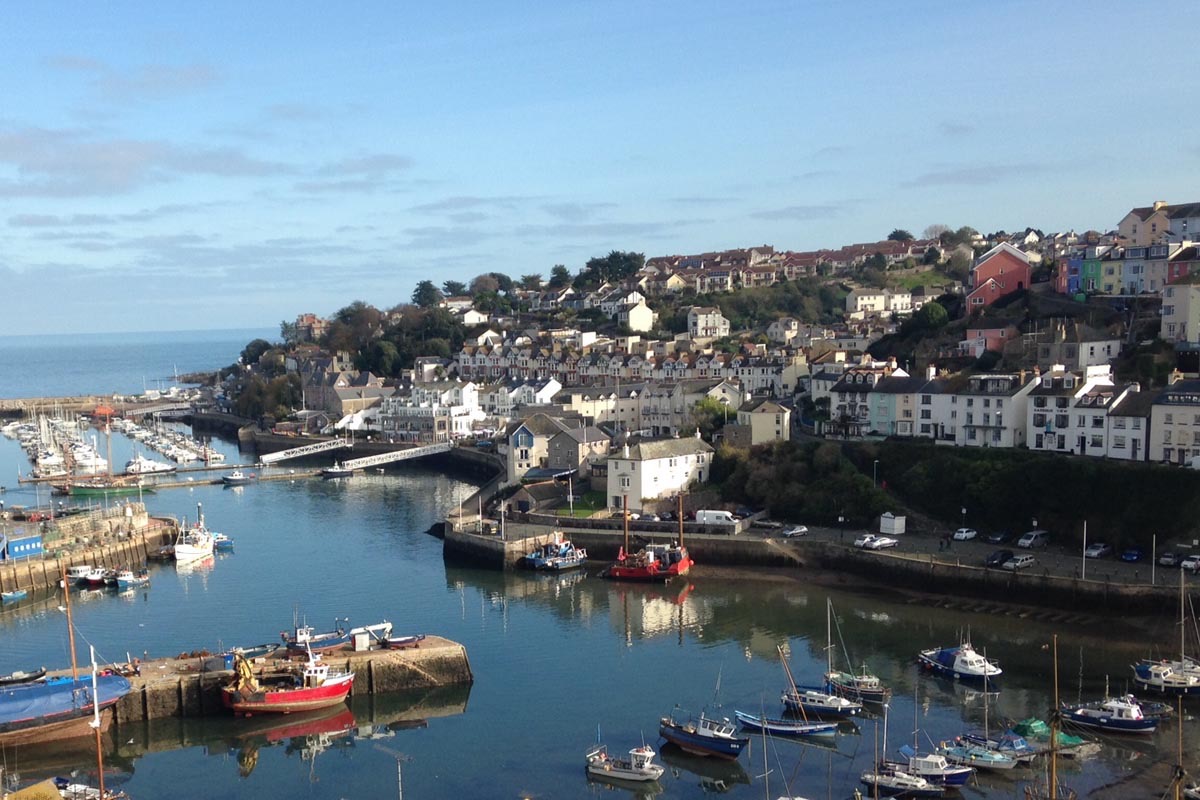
left=1, top=347, right=1196, bottom=798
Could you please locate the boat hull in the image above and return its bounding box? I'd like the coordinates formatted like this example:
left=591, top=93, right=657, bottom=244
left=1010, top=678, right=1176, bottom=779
left=658, top=720, right=747, bottom=760
left=1060, top=709, right=1157, bottom=734
left=0, top=675, right=131, bottom=745
left=222, top=675, right=353, bottom=715
left=733, top=710, right=837, bottom=737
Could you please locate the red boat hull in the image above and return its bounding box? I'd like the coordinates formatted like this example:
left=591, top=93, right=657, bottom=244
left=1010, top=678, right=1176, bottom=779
left=222, top=674, right=353, bottom=715
left=605, top=552, right=693, bottom=582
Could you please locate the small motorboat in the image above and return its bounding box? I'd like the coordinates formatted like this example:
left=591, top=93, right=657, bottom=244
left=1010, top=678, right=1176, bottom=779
left=733, top=709, right=837, bottom=737
left=918, top=642, right=1002, bottom=683
left=1060, top=695, right=1158, bottom=734
left=781, top=685, right=862, bottom=718
left=585, top=743, right=665, bottom=782
left=658, top=710, right=749, bottom=760
left=887, top=745, right=975, bottom=786
left=1, top=589, right=28, bottom=603
left=861, top=765, right=945, bottom=797
left=384, top=634, right=426, bottom=650
left=114, top=569, right=150, bottom=589
left=0, top=667, right=47, bottom=686
left=102, top=569, right=119, bottom=587
left=222, top=470, right=256, bottom=486
left=936, top=738, right=1018, bottom=771
left=67, top=565, right=93, bottom=584
left=281, top=619, right=352, bottom=655
left=321, top=463, right=354, bottom=479
left=82, top=567, right=108, bottom=587
left=212, top=533, right=235, bottom=551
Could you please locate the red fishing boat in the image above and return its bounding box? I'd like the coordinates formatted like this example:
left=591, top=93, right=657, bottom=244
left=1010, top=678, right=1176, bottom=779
left=222, top=649, right=354, bottom=716
left=602, top=494, right=693, bottom=582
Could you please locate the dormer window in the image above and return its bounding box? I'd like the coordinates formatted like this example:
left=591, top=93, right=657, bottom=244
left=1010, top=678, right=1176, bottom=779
left=1063, top=377, right=1075, bottom=389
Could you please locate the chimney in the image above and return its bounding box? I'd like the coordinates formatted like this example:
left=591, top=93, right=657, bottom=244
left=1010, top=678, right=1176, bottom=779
left=1018, top=368, right=1026, bottom=385
left=1032, top=365, right=1041, bottom=384
left=1153, top=200, right=1168, bottom=212
left=926, top=364, right=937, bottom=380
left=623, top=444, right=630, bottom=458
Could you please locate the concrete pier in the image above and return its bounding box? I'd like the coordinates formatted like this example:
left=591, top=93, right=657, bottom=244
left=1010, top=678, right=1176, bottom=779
left=110, top=636, right=474, bottom=724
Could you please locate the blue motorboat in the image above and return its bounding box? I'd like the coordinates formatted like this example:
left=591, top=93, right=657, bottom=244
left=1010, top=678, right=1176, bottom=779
left=782, top=684, right=863, bottom=717
left=733, top=709, right=837, bottom=737
left=917, top=642, right=1002, bottom=683
left=1, top=589, right=28, bottom=603
left=281, top=619, right=352, bottom=655
left=212, top=533, right=235, bottom=551
left=1061, top=695, right=1158, bottom=735
left=658, top=710, right=749, bottom=760
left=936, top=737, right=1018, bottom=771
left=960, top=730, right=1040, bottom=764
left=0, top=672, right=132, bottom=745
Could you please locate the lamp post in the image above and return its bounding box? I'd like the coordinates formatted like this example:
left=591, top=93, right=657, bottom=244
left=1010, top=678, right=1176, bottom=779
left=838, top=513, right=845, bottom=543
left=720, top=396, right=729, bottom=425
left=873, top=460, right=879, bottom=488
left=961, top=506, right=966, bottom=531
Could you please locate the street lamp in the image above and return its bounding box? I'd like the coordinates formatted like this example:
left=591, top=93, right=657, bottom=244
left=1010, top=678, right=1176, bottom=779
left=720, top=396, right=730, bottom=425
left=838, top=513, right=845, bottom=543
left=873, top=460, right=879, bottom=488
left=961, top=506, right=966, bottom=530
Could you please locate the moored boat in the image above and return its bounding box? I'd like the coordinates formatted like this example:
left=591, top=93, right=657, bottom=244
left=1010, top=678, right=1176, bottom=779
left=82, top=567, right=108, bottom=587
left=114, top=569, right=149, bottom=589
left=281, top=618, right=352, bottom=655
left=174, top=503, right=216, bottom=563
left=1060, top=695, right=1158, bottom=734
left=1132, top=570, right=1200, bottom=696
left=1, top=589, right=28, bottom=603
left=384, top=634, right=426, bottom=650
left=888, top=745, right=974, bottom=786
left=860, top=765, right=945, bottom=797
left=62, top=479, right=151, bottom=498
left=936, top=737, right=1019, bottom=771
left=585, top=743, right=665, bottom=782
left=123, top=453, right=175, bottom=475
left=320, top=462, right=354, bottom=479
left=602, top=495, right=693, bottom=581
left=0, top=667, right=47, bottom=686
left=212, top=532, right=235, bottom=551
left=66, top=565, right=93, bottom=584
left=918, top=641, right=1002, bottom=683
left=824, top=598, right=890, bottom=703
left=732, top=709, right=837, bottom=737
left=222, top=469, right=256, bottom=486
left=222, top=649, right=354, bottom=715
left=658, top=710, right=749, bottom=760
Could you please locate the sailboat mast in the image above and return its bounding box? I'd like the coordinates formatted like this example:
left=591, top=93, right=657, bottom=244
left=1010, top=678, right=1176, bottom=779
left=1182, top=568, right=1187, bottom=672
left=61, top=562, right=79, bottom=680
left=677, top=493, right=684, bottom=548
left=89, top=645, right=106, bottom=798
left=1051, top=634, right=1059, bottom=797
left=623, top=494, right=629, bottom=556
left=826, top=598, right=833, bottom=675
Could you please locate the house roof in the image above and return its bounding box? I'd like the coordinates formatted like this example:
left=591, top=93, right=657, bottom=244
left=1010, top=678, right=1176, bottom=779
left=872, top=375, right=928, bottom=394
left=552, top=426, right=610, bottom=445
left=1154, top=380, right=1200, bottom=406
left=1109, top=388, right=1159, bottom=417
left=738, top=398, right=787, bottom=413
left=621, top=438, right=714, bottom=461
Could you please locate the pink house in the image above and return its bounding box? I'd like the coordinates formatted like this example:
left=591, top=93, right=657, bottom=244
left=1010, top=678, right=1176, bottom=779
left=967, top=243, right=1031, bottom=311
left=958, top=324, right=1019, bottom=358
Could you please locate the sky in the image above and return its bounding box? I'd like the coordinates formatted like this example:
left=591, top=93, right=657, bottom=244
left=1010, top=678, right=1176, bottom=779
left=2, top=1, right=1198, bottom=335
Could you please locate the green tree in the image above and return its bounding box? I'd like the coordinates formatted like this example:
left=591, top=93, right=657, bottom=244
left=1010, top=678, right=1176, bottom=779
left=442, top=280, right=467, bottom=296
left=576, top=250, right=645, bottom=287
left=279, top=320, right=301, bottom=346
left=518, top=273, right=543, bottom=290
left=888, top=229, right=914, bottom=242
left=412, top=280, right=442, bottom=308
left=923, top=246, right=941, bottom=265
left=469, top=274, right=500, bottom=295
left=944, top=245, right=974, bottom=281
left=913, top=300, right=949, bottom=330
left=547, top=264, right=572, bottom=289
left=240, top=338, right=272, bottom=366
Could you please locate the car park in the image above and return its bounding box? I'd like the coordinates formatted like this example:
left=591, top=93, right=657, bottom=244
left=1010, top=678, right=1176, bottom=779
left=952, top=528, right=978, bottom=541
left=1182, top=556, right=1200, bottom=573
left=1002, top=554, right=1036, bottom=571
left=1017, top=530, right=1049, bottom=549
left=854, top=534, right=898, bottom=550
left=781, top=525, right=808, bottom=538
left=1084, top=542, right=1113, bottom=559
left=985, top=549, right=1014, bottom=569
left=1120, top=547, right=1144, bottom=563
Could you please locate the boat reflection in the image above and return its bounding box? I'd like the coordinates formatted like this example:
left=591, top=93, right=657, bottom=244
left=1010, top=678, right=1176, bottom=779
left=585, top=773, right=664, bottom=797
left=658, top=742, right=750, bottom=792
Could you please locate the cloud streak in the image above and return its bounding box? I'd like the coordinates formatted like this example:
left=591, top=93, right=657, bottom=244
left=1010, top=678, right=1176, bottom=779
left=748, top=203, right=843, bottom=221
left=901, top=163, right=1043, bottom=188
left=47, top=56, right=218, bottom=103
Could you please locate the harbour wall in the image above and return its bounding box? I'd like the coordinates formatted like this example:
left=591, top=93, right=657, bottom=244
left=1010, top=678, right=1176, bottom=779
left=445, top=517, right=1184, bottom=616
left=110, top=637, right=474, bottom=724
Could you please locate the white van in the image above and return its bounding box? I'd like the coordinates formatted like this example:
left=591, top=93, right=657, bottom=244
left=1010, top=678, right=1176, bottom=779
left=695, top=509, right=736, bottom=526
left=1017, top=530, right=1049, bottom=549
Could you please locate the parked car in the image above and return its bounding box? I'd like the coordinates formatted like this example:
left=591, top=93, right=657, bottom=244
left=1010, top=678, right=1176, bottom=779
left=735, top=506, right=755, bottom=518
left=952, top=528, right=978, bottom=541
left=985, top=549, right=1015, bottom=569
left=1084, top=542, right=1113, bottom=559
left=753, top=519, right=783, bottom=529
left=985, top=530, right=1012, bottom=544
left=855, top=534, right=898, bottom=550
left=659, top=511, right=675, bottom=522
left=1002, top=554, right=1036, bottom=571
left=1182, top=555, right=1200, bottom=573
left=1017, top=530, right=1050, bottom=549
left=781, top=525, right=808, bottom=538
left=1159, top=552, right=1184, bottom=567
left=1120, top=547, right=1144, bottom=563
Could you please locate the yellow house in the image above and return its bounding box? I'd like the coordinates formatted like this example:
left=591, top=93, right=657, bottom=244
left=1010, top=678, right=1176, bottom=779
left=734, top=398, right=791, bottom=445
left=1118, top=201, right=1172, bottom=246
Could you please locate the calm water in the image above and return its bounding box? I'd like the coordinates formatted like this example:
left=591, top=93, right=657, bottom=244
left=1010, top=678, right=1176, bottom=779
left=0, top=328, right=273, bottom=399
left=0, top=381, right=1195, bottom=798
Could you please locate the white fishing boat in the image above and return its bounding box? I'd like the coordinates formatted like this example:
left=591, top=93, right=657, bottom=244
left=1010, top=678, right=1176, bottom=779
left=585, top=743, right=664, bottom=782
left=174, top=503, right=215, bottom=563
left=124, top=454, right=176, bottom=475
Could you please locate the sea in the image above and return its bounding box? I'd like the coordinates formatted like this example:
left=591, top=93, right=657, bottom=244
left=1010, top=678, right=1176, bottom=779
left=0, top=332, right=1193, bottom=800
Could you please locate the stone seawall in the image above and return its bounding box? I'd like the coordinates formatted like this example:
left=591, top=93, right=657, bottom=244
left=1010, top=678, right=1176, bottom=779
left=112, top=637, right=474, bottom=723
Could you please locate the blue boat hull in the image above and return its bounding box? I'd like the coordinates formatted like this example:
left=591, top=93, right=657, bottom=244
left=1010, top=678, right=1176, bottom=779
left=917, top=653, right=1000, bottom=685
left=1061, top=709, right=1157, bottom=734
left=658, top=720, right=748, bottom=760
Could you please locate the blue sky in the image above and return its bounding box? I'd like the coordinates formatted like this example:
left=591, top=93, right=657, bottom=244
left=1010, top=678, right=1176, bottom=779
left=2, top=1, right=1197, bottom=334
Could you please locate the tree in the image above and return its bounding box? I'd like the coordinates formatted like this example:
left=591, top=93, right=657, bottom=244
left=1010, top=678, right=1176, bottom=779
left=863, top=252, right=888, bottom=272
left=518, top=273, right=543, bottom=290
left=888, top=229, right=914, bottom=242
left=490, top=272, right=515, bottom=294
left=945, top=245, right=974, bottom=281
left=411, top=281, right=442, bottom=308
left=469, top=274, right=500, bottom=296
left=923, top=246, right=941, bottom=265
left=442, top=280, right=467, bottom=297
left=547, top=264, right=572, bottom=289
left=923, top=224, right=951, bottom=240
left=576, top=250, right=645, bottom=287
left=279, top=320, right=301, bottom=346
left=240, top=338, right=272, bottom=366
left=913, top=300, right=949, bottom=330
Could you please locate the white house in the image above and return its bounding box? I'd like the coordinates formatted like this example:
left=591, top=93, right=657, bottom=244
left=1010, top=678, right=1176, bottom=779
left=606, top=435, right=714, bottom=513
left=618, top=300, right=656, bottom=332
left=1025, top=365, right=1114, bottom=455
left=1149, top=377, right=1200, bottom=464
left=1162, top=279, right=1200, bottom=345
left=1105, top=385, right=1154, bottom=461
left=687, top=306, right=731, bottom=339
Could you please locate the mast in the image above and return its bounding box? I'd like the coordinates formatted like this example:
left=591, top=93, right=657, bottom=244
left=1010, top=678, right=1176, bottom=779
left=1050, top=634, right=1059, bottom=798
left=677, top=493, right=684, bottom=548
left=622, top=494, right=629, bottom=558
left=89, top=645, right=106, bottom=799
left=61, top=561, right=79, bottom=680
left=826, top=597, right=834, bottom=677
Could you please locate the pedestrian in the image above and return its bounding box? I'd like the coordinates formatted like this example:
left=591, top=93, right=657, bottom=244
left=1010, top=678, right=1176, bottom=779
left=938, top=539, right=944, bottom=552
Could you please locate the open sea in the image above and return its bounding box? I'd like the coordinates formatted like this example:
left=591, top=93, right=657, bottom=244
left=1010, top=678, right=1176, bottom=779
left=0, top=335, right=1195, bottom=800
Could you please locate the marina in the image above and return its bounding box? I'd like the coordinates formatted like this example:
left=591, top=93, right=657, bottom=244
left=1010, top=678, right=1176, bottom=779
left=2, top=405, right=1200, bottom=797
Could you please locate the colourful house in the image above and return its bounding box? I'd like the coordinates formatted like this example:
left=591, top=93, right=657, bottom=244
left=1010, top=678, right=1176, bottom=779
left=967, top=243, right=1031, bottom=311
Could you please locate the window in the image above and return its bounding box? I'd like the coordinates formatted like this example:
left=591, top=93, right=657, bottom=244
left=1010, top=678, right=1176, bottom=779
left=996, top=399, right=1003, bottom=409
left=950, top=410, right=957, bottom=420
left=1056, top=398, right=1069, bottom=409
left=967, top=398, right=974, bottom=407
left=993, top=430, right=1002, bottom=443
left=1113, top=417, right=1126, bottom=429
left=1077, top=415, right=1085, bottom=427
left=1033, top=413, right=1047, bottom=427
left=1114, top=435, right=1126, bottom=448
left=920, top=424, right=930, bottom=434
left=1034, top=397, right=1047, bottom=408
left=1164, top=430, right=1173, bottom=444
left=620, top=477, right=631, bottom=489
left=966, top=413, right=974, bottom=425
left=1036, top=434, right=1044, bottom=448
left=1092, top=416, right=1104, bottom=429
left=1091, top=435, right=1103, bottom=448
left=921, top=395, right=931, bottom=405
left=983, top=398, right=991, bottom=408
left=1166, top=413, right=1174, bottom=424
left=967, top=429, right=977, bottom=441
left=920, top=409, right=931, bottom=420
